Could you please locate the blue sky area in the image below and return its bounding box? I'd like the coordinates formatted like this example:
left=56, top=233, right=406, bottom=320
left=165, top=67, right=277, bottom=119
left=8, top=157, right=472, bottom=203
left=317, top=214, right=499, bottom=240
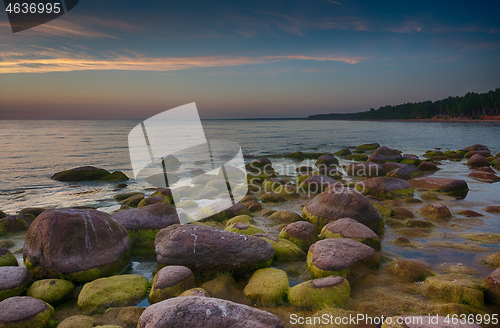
left=1, top=0, right=499, bottom=119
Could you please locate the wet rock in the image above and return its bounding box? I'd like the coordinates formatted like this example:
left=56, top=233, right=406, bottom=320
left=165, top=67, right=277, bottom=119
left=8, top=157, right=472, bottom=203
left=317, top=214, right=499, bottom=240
left=408, top=177, right=468, bottom=198
left=155, top=224, right=274, bottom=275
left=387, top=164, right=422, bottom=180
left=483, top=252, right=500, bottom=268
left=303, top=188, right=384, bottom=234
left=57, top=315, right=96, bottom=328
left=0, top=248, right=18, bottom=267
left=137, top=296, right=284, bottom=328
left=225, top=215, right=253, bottom=227
left=307, top=238, right=379, bottom=279
left=243, top=268, right=289, bottom=305
left=196, top=201, right=250, bottom=222
left=421, top=191, right=442, bottom=201
left=279, top=221, right=318, bottom=251
left=391, top=208, right=415, bottom=220
left=484, top=206, right=500, bottom=214
left=356, top=177, right=414, bottom=199
left=467, top=170, right=500, bottom=183
left=51, top=166, right=110, bottom=181
left=262, top=179, right=283, bottom=192
left=387, top=260, right=435, bottom=282
left=0, top=296, right=55, bottom=327
left=77, top=274, right=149, bottom=314
left=296, top=166, right=315, bottom=173
left=254, top=234, right=306, bottom=261
left=0, top=214, right=34, bottom=234
left=417, top=203, right=452, bottom=220
left=345, top=153, right=368, bottom=162
left=261, top=192, right=286, bottom=203
left=149, top=266, right=195, bottom=304
left=179, top=288, right=210, bottom=297
left=112, top=203, right=180, bottom=231
left=346, top=163, right=383, bottom=177
left=23, top=209, right=131, bottom=283
left=355, top=143, right=380, bottom=151
left=99, top=306, right=145, bottom=328
left=401, top=154, right=421, bottom=166
left=199, top=274, right=239, bottom=301
left=225, top=222, right=264, bottom=235
left=463, top=144, right=489, bottom=152
left=119, top=194, right=145, bottom=207
left=261, top=209, right=277, bottom=217
left=466, top=154, right=490, bottom=168
left=334, top=148, right=352, bottom=157
left=18, top=207, right=46, bottom=218
left=27, top=279, right=75, bottom=304
left=368, top=146, right=402, bottom=163
left=458, top=210, right=483, bottom=217
left=405, top=219, right=434, bottom=228
left=99, top=171, right=129, bottom=182
left=319, top=218, right=380, bottom=250
left=114, top=192, right=143, bottom=202
left=422, top=274, right=484, bottom=309
left=483, top=267, right=500, bottom=305
left=315, top=154, right=339, bottom=168
left=288, top=276, right=350, bottom=310
left=418, top=161, right=440, bottom=172
left=0, top=266, right=31, bottom=301
left=299, top=175, right=336, bottom=193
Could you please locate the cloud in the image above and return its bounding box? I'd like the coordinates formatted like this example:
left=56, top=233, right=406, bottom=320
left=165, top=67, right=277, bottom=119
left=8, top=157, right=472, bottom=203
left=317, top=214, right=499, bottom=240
left=0, top=50, right=367, bottom=74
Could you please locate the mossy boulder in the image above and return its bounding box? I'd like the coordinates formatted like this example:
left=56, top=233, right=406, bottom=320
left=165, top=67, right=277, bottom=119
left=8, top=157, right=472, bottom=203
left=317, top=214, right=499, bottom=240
left=279, top=221, right=318, bottom=251
left=77, top=274, right=149, bottom=314
left=0, top=214, right=34, bottom=234
left=57, top=315, right=96, bottom=328
left=269, top=211, right=303, bottom=224
left=408, top=177, right=468, bottom=198
left=254, top=234, right=306, bottom=261
left=114, top=192, right=143, bottom=202
left=299, top=175, right=337, bottom=194
left=27, top=279, right=75, bottom=304
left=417, top=203, right=452, bottom=220
left=319, top=218, right=380, bottom=250
left=23, top=209, right=131, bottom=283
left=387, top=259, right=435, bottom=282
left=334, top=148, right=352, bottom=157
left=307, top=238, right=379, bottom=280
left=0, top=296, right=55, bottom=328
left=303, top=188, right=384, bottom=234
left=356, top=177, right=414, bottom=199
left=196, top=200, right=250, bottom=222
left=98, top=306, right=145, bottom=328
left=262, top=179, right=282, bottom=192
left=482, top=252, right=500, bottom=269
left=119, top=194, right=144, bottom=207
left=391, top=207, right=415, bottom=219
left=315, top=154, right=339, bottom=167
left=483, top=267, right=500, bottom=305
left=355, top=143, right=380, bottom=151
left=288, top=276, right=350, bottom=310
left=422, top=274, right=484, bottom=309
left=51, top=166, right=110, bottom=181
left=261, top=192, right=286, bottom=203
left=386, top=164, right=422, bottom=180
left=274, top=184, right=299, bottom=197
left=149, top=266, right=195, bottom=304
left=345, top=153, right=368, bottom=162
left=225, top=215, right=253, bottom=227
left=418, top=161, right=440, bottom=171
left=225, top=222, right=264, bottom=235
left=466, top=154, right=490, bottom=168
left=99, top=171, right=129, bottom=182
left=0, top=248, right=18, bottom=266
left=368, top=146, right=402, bottom=163
left=0, top=267, right=31, bottom=301
left=200, top=274, right=240, bottom=301
left=179, top=288, right=210, bottom=297
left=243, top=268, right=289, bottom=305
left=18, top=208, right=46, bottom=218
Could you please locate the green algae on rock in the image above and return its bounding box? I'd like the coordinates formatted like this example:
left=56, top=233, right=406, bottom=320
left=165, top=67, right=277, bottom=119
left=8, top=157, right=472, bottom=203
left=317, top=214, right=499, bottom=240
left=386, top=259, right=436, bottom=282
left=200, top=274, right=240, bottom=301
left=149, top=266, right=195, bottom=304
left=0, top=296, right=55, bottom=328
left=243, top=268, right=289, bottom=305
left=0, top=248, right=18, bottom=267
left=422, top=274, right=484, bottom=309
left=255, top=234, right=306, bottom=261
left=0, top=266, right=32, bottom=301
left=279, top=221, right=318, bottom=251
left=356, top=177, right=414, bottom=199
left=57, top=315, right=96, bottom=328
left=77, top=274, right=149, bottom=314
left=417, top=203, right=452, bottom=220
left=288, top=276, right=350, bottom=310
left=225, top=222, right=264, bottom=235
left=27, top=279, right=75, bottom=304
left=51, top=166, right=110, bottom=181
left=225, top=215, right=254, bottom=227
left=179, top=287, right=210, bottom=297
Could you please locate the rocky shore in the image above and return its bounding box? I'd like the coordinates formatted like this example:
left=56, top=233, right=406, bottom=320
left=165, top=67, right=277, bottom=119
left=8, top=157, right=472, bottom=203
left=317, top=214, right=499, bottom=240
left=1, top=143, right=500, bottom=327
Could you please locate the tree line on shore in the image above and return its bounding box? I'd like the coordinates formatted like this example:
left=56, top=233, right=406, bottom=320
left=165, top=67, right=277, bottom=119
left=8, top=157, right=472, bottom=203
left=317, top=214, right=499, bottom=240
left=308, top=88, right=500, bottom=120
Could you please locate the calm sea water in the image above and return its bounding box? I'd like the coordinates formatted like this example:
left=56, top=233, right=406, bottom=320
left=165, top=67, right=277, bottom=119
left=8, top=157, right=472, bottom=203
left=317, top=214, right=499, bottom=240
left=1, top=119, right=500, bottom=214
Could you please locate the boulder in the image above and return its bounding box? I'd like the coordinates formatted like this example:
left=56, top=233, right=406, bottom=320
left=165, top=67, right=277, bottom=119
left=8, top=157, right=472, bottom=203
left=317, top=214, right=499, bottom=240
left=254, top=234, right=306, bottom=261
left=279, top=221, right=318, bottom=251
left=225, top=222, right=264, bottom=235
left=483, top=267, right=500, bottom=305
left=27, top=279, right=75, bottom=304
left=386, top=164, right=422, bottom=180
left=77, top=274, right=149, bottom=314
left=225, top=215, right=253, bottom=227
left=468, top=170, right=500, bottom=183
left=261, top=192, right=286, bottom=203
left=296, top=166, right=315, bottom=173
left=98, top=306, right=145, bottom=328
left=391, top=208, right=415, bottom=220
left=0, top=214, right=34, bottom=234
left=137, top=296, right=284, bottom=328
left=179, top=288, right=210, bottom=297
left=0, top=266, right=31, bottom=301
left=462, top=144, right=489, bottom=152
left=18, top=207, right=46, bottom=218
left=345, top=153, right=368, bottom=162
left=57, top=315, right=96, bottom=328
left=418, top=161, right=440, bottom=172
left=288, top=276, right=350, bottom=310
left=243, top=268, right=289, bottom=305
left=346, top=163, right=383, bottom=177
left=307, top=238, right=379, bottom=279
left=386, top=259, right=435, bottom=282
left=0, top=296, right=55, bottom=328
left=422, top=274, right=484, bottom=309
left=199, top=274, right=239, bottom=300
left=368, top=146, right=402, bottom=163
left=51, top=166, right=110, bottom=181
left=196, top=201, right=250, bottom=222
left=315, top=154, right=339, bottom=168
left=155, top=224, right=274, bottom=275
left=99, top=171, right=129, bottom=182
left=303, top=188, right=384, bottom=234
left=269, top=211, right=303, bottom=224
left=408, top=177, right=468, bottom=198
left=466, top=154, right=490, bottom=168
left=313, top=167, right=342, bottom=180
left=319, top=218, right=380, bottom=251
left=356, top=177, right=414, bottom=199
left=417, top=203, right=452, bottom=220
left=112, top=203, right=180, bottom=231
left=149, top=266, right=195, bottom=304
left=119, top=194, right=144, bottom=207
left=299, top=175, right=336, bottom=193
left=23, top=209, right=131, bottom=283
left=0, top=248, right=18, bottom=267
left=334, top=148, right=351, bottom=157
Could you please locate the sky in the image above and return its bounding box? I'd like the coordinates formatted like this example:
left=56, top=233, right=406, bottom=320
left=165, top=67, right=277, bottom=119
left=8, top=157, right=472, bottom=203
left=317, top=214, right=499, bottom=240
left=0, top=0, right=499, bottom=119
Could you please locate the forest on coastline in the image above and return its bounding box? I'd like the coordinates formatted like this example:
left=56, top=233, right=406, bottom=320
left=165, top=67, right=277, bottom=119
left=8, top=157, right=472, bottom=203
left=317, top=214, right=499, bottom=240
left=308, top=88, right=500, bottom=120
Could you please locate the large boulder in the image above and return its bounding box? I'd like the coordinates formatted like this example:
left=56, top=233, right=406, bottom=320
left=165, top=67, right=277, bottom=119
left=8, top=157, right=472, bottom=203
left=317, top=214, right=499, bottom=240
left=0, top=296, right=55, bottom=328
left=466, top=154, right=490, bottom=168
left=368, top=146, right=402, bottom=163
left=0, top=267, right=31, bottom=301
left=112, top=203, right=180, bottom=231
left=303, top=188, right=384, bottom=234
left=408, top=177, right=469, bottom=198
left=307, top=238, right=379, bottom=280
left=138, top=296, right=284, bottom=328
left=155, top=224, right=274, bottom=275
left=77, top=274, right=149, bottom=314
left=23, top=209, right=131, bottom=283
left=386, top=164, right=422, bottom=180
left=315, top=154, right=339, bottom=168
left=51, top=166, right=110, bottom=181
left=356, top=177, right=414, bottom=199
left=279, top=221, right=318, bottom=251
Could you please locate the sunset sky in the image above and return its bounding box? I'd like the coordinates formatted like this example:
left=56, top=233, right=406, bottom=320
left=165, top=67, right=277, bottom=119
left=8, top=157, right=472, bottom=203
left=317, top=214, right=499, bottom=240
left=1, top=0, right=500, bottom=119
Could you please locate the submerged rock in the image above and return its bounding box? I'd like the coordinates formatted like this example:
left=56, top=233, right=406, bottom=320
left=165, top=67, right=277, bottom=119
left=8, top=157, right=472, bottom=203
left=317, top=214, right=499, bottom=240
left=356, top=177, right=414, bottom=199
left=155, top=224, right=274, bottom=275
left=23, top=209, right=131, bottom=283
left=137, top=296, right=285, bottom=328
left=303, top=188, right=384, bottom=234
left=467, top=170, right=500, bottom=183
left=417, top=203, right=452, bottom=220
left=408, top=177, right=468, bottom=198
left=288, top=276, right=350, bottom=310
left=51, top=166, right=110, bottom=181
left=0, top=296, right=55, bottom=328
left=386, top=259, right=435, bottom=282
left=422, top=274, right=484, bottom=309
